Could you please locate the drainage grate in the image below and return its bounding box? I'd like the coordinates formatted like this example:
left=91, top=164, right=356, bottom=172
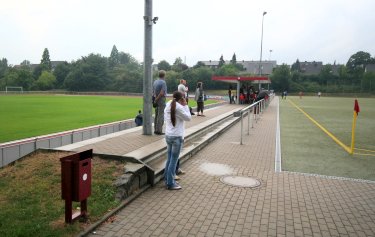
left=220, top=176, right=261, bottom=188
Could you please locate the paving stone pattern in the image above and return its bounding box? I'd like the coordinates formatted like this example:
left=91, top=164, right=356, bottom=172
left=88, top=99, right=375, bottom=237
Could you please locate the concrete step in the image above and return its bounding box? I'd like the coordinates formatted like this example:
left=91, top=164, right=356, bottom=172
left=146, top=116, right=240, bottom=184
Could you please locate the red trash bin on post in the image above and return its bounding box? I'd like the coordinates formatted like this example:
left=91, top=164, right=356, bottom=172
left=60, top=149, right=92, bottom=223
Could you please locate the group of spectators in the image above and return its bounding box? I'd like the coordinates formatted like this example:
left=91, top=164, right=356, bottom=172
left=228, top=85, right=263, bottom=105
left=151, top=70, right=206, bottom=134
left=135, top=70, right=206, bottom=190
left=136, top=70, right=273, bottom=190
left=134, top=71, right=206, bottom=128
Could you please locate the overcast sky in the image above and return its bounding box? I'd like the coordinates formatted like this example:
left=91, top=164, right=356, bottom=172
left=1, top=0, right=374, bottom=67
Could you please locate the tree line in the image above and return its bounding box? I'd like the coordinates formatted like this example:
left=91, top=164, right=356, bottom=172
left=0, top=46, right=233, bottom=93
left=271, top=51, right=375, bottom=94
left=1, top=48, right=374, bottom=94
left=0, top=46, right=143, bottom=92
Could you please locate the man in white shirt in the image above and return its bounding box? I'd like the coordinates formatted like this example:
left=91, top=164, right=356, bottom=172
left=178, top=79, right=194, bottom=116
left=178, top=79, right=188, bottom=98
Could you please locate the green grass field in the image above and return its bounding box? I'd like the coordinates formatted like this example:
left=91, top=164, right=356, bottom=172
left=280, top=96, right=375, bottom=180
left=0, top=95, right=143, bottom=143
left=0, top=94, right=217, bottom=143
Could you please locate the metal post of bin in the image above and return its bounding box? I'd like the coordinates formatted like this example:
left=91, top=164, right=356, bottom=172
left=61, top=159, right=73, bottom=223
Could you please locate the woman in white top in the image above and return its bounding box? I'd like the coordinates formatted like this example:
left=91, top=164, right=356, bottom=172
left=164, top=91, right=192, bottom=190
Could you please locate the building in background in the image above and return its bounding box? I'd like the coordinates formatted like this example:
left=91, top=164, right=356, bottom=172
left=299, top=61, right=323, bottom=75
left=198, top=60, right=277, bottom=75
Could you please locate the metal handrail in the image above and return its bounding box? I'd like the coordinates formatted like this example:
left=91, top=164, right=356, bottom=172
left=234, top=93, right=275, bottom=145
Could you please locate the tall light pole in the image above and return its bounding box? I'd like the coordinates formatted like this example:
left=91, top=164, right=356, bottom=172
left=143, top=0, right=158, bottom=135
left=258, top=11, right=267, bottom=90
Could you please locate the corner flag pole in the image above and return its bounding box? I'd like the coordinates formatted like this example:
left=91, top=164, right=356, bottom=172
left=350, top=99, right=360, bottom=155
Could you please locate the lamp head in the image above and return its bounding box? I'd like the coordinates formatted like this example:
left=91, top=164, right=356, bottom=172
left=263, top=11, right=267, bottom=16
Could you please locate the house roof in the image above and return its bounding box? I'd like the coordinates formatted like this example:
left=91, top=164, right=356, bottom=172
left=199, top=60, right=276, bottom=75
left=365, top=64, right=375, bottom=72
left=300, top=61, right=323, bottom=74
left=241, top=61, right=275, bottom=75
left=212, top=76, right=271, bottom=84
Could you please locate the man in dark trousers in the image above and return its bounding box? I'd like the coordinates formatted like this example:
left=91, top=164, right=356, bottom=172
left=153, top=70, right=167, bottom=135
left=228, top=86, right=232, bottom=104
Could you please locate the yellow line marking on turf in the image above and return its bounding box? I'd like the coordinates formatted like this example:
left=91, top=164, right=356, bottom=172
left=288, top=99, right=352, bottom=154
left=355, top=148, right=375, bottom=153
left=353, top=152, right=375, bottom=157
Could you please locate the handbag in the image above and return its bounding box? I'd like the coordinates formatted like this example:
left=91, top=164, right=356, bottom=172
left=152, top=95, right=157, bottom=108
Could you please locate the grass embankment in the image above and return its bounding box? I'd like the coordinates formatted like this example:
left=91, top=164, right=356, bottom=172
left=0, top=94, right=218, bottom=143
left=0, top=151, right=124, bottom=237
left=280, top=96, right=375, bottom=180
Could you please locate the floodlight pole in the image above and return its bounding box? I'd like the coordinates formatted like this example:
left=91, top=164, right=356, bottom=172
left=258, top=11, right=267, bottom=90
left=143, top=0, right=153, bottom=135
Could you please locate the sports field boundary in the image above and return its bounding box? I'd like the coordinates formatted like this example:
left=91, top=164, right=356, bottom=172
left=283, top=171, right=375, bottom=184
left=288, top=99, right=375, bottom=157
left=288, top=99, right=352, bottom=153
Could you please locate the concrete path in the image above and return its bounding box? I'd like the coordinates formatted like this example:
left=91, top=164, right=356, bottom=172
left=87, top=98, right=375, bottom=237
left=60, top=104, right=243, bottom=156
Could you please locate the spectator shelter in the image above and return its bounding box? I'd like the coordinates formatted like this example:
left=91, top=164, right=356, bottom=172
left=212, top=76, right=271, bottom=104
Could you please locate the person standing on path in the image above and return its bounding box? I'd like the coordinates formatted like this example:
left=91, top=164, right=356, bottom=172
left=194, top=82, right=205, bottom=116
left=178, top=79, right=194, bottom=116
left=175, top=79, right=189, bottom=178
left=153, top=70, right=167, bottom=135
left=228, top=86, right=232, bottom=104
left=178, top=79, right=188, bottom=99
left=164, top=91, right=191, bottom=190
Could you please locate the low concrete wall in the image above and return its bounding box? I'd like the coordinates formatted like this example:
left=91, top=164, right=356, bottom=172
left=0, top=119, right=136, bottom=168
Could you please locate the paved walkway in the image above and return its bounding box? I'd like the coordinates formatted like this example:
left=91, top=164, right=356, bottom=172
left=87, top=98, right=375, bottom=237
left=63, top=103, right=243, bottom=156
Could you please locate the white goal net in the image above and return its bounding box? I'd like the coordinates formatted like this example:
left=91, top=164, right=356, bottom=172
left=5, top=86, right=23, bottom=93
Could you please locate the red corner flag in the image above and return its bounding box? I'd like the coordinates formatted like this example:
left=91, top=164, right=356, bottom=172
left=351, top=99, right=360, bottom=154
left=354, top=99, right=360, bottom=115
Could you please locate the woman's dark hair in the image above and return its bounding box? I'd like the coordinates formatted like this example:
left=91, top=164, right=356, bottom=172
left=196, top=82, right=202, bottom=89
left=171, top=91, right=184, bottom=127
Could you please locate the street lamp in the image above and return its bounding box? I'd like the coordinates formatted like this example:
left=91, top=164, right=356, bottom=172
left=258, top=11, right=267, bottom=90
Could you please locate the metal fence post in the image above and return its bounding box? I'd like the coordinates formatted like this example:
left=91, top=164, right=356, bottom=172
left=252, top=106, right=254, bottom=128
left=247, top=107, right=251, bottom=135
left=240, top=112, right=243, bottom=145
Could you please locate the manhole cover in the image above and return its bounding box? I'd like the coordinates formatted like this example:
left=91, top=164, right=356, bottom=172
left=220, top=176, right=261, bottom=188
